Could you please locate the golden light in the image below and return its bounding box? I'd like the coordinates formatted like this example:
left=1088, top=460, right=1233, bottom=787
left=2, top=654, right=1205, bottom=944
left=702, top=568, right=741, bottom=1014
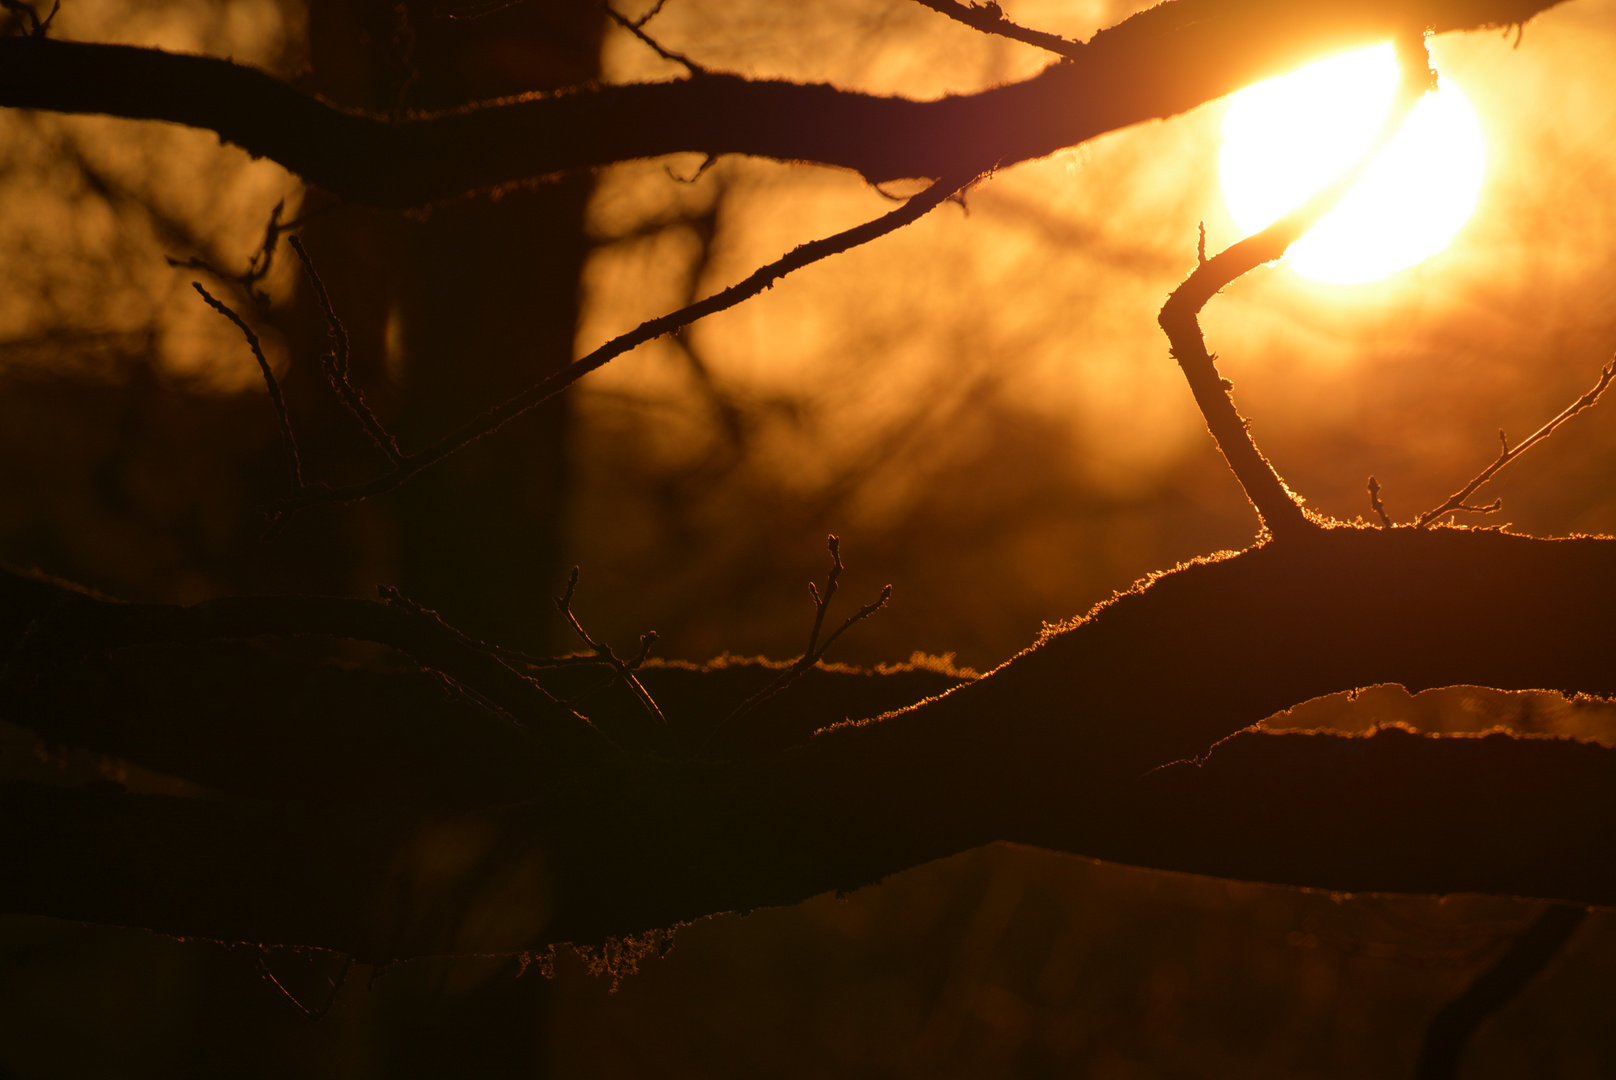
left=1220, top=43, right=1485, bottom=284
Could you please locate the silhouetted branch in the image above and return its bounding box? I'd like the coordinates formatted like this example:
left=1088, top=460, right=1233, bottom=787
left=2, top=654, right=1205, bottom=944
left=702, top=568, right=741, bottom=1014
left=166, top=199, right=289, bottom=304
left=607, top=3, right=705, bottom=76
left=1157, top=35, right=1431, bottom=540
left=287, top=236, right=405, bottom=465
left=910, top=0, right=1082, bottom=58
left=1414, top=903, right=1588, bottom=1080
left=9, top=530, right=1616, bottom=954
left=192, top=281, right=303, bottom=493
left=3, top=721, right=1614, bottom=959
left=0, top=0, right=1564, bottom=207
left=0, top=0, right=56, bottom=38
left=1416, top=355, right=1616, bottom=527
left=1, top=565, right=604, bottom=757
left=1368, top=476, right=1393, bottom=527
left=553, top=567, right=666, bottom=726
left=718, top=536, right=892, bottom=730
left=271, top=168, right=976, bottom=515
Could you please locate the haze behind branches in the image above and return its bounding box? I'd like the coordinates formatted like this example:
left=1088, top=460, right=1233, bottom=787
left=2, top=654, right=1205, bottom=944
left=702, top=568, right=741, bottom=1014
left=3, top=0, right=1616, bottom=1076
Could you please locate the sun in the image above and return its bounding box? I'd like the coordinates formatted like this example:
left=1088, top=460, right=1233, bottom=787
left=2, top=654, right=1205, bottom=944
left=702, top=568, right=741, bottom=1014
left=1219, top=43, right=1485, bottom=284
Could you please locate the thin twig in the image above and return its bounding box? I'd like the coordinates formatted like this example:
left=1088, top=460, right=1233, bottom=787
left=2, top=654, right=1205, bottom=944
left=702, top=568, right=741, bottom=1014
left=272, top=167, right=979, bottom=517
left=553, top=567, right=666, bottom=726
left=910, top=0, right=1081, bottom=58
left=1367, top=476, right=1392, bottom=528
left=607, top=3, right=705, bottom=75
left=166, top=200, right=288, bottom=305
left=255, top=952, right=353, bottom=1022
left=1157, top=35, right=1431, bottom=541
left=192, top=282, right=303, bottom=493
left=632, top=0, right=669, bottom=26
left=287, top=236, right=405, bottom=464
left=1415, top=904, right=1587, bottom=1080
left=373, top=584, right=619, bottom=671
left=1416, top=356, right=1616, bottom=528
left=715, top=536, right=893, bottom=734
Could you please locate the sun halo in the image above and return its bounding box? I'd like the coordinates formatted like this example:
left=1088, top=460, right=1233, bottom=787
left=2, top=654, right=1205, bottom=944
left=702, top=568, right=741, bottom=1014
left=1219, top=43, right=1485, bottom=285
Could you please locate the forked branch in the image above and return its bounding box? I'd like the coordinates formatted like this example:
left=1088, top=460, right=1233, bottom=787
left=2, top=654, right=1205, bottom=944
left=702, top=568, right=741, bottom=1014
left=287, top=236, right=405, bottom=465
left=193, top=282, right=303, bottom=493
left=717, top=536, right=893, bottom=732
left=1157, top=36, right=1432, bottom=541
left=554, top=567, right=666, bottom=726
left=1416, top=355, right=1616, bottom=527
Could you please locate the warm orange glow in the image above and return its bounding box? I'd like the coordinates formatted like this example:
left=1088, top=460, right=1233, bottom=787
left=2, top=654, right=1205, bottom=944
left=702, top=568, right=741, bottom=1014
left=1220, top=43, right=1485, bottom=284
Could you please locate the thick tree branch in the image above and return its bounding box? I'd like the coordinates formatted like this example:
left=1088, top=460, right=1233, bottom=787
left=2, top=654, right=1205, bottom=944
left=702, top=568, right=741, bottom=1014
left=1158, top=34, right=1431, bottom=540
left=3, top=724, right=1612, bottom=960
left=0, top=565, right=608, bottom=760
left=0, top=0, right=1562, bottom=207
left=6, top=528, right=1616, bottom=956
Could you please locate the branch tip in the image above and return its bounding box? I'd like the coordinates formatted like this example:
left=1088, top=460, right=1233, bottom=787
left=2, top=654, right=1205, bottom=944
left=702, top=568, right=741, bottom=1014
left=192, top=281, right=303, bottom=494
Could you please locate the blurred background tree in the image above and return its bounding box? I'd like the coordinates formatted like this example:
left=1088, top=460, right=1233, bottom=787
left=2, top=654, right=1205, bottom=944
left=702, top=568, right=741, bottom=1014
left=3, top=0, right=1616, bottom=1076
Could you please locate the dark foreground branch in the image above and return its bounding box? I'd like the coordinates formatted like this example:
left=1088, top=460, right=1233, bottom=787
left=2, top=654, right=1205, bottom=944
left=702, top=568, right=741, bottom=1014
left=0, top=0, right=1561, bottom=207
left=6, top=528, right=1616, bottom=956
left=2, top=724, right=1612, bottom=960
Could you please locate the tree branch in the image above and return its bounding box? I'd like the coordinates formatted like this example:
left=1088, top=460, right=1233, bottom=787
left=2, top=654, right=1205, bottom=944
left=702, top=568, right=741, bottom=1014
left=1417, top=355, right=1616, bottom=527
left=1415, top=903, right=1588, bottom=1080
left=0, top=0, right=1563, bottom=207
left=269, top=168, right=976, bottom=514
left=1157, top=34, right=1431, bottom=540
left=909, top=0, right=1083, bottom=58
left=7, top=529, right=1616, bottom=955
left=3, top=723, right=1612, bottom=960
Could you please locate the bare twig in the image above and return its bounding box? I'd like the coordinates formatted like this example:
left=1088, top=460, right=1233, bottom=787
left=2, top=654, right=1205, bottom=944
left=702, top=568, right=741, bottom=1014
left=1367, top=476, right=1392, bottom=528
left=255, top=952, right=353, bottom=1022
left=1158, top=36, right=1431, bottom=541
left=3, top=570, right=601, bottom=750
left=287, top=236, right=404, bottom=464
left=271, top=167, right=978, bottom=517
left=0, top=0, right=57, bottom=38
left=166, top=200, right=288, bottom=305
left=716, top=536, right=893, bottom=733
left=607, top=3, right=705, bottom=76
left=1415, top=903, right=1587, bottom=1080
left=192, top=282, right=303, bottom=494
left=1416, top=356, right=1616, bottom=528
left=553, top=568, right=666, bottom=726
left=910, top=0, right=1081, bottom=58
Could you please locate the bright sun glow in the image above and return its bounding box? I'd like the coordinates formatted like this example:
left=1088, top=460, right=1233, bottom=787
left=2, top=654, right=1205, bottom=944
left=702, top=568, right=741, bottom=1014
left=1220, top=43, right=1485, bottom=284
